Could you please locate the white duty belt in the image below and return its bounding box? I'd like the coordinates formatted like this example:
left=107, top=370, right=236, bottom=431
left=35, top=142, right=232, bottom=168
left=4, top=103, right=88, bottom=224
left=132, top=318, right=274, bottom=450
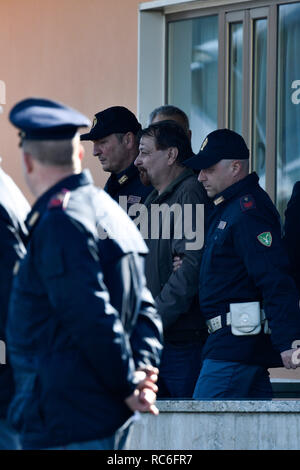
left=206, top=309, right=270, bottom=335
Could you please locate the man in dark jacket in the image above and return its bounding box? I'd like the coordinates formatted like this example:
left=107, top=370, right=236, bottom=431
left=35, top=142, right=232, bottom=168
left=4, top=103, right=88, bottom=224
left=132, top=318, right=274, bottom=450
left=134, top=120, right=209, bottom=398
left=0, top=164, right=29, bottom=449
left=81, top=106, right=152, bottom=213
left=6, top=97, right=163, bottom=450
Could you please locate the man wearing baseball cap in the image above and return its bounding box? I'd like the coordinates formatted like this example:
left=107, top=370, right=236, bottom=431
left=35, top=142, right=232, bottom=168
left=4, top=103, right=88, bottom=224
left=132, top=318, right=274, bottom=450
left=184, top=128, right=300, bottom=399
left=81, top=106, right=152, bottom=211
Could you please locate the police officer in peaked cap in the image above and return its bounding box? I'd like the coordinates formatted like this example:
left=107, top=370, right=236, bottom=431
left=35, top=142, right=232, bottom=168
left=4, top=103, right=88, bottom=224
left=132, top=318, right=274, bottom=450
left=183, top=128, right=300, bottom=399
left=6, top=97, right=162, bottom=450
left=81, top=106, right=153, bottom=213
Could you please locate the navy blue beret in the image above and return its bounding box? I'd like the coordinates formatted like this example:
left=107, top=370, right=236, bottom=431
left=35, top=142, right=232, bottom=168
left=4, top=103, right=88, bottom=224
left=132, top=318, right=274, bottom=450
left=184, top=128, right=249, bottom=170
left=80, top=106, right=141, bottom=141
left=9, top=98, right=91, bottom=141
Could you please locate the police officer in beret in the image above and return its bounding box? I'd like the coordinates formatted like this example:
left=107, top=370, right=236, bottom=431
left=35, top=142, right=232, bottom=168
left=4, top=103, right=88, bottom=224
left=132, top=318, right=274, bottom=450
left=6, top=97, right=163, bottom=450
left=183, top=128, right=300, bottom=399
left=81, top=106, right=153, bottom=213
left=0, top=162, right=29, bottom=449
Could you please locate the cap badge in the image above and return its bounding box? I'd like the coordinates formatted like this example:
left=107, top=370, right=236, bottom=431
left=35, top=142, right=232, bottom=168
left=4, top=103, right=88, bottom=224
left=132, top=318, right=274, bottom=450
left=201, top=137, right=208, bottom=151
left=92, top=116, right=97, bottom=128
left=257, top=232, right=272, bottom=247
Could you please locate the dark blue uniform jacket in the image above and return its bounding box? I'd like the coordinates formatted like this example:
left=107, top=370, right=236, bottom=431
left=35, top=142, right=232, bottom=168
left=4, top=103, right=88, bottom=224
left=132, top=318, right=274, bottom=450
left=6, top=170, right=162, bottom=449
left=200, top=172, right=300, bottom=367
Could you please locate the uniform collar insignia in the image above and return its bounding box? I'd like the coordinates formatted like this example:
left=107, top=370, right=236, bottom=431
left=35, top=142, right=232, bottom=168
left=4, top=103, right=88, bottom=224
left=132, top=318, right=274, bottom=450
left=118, top=175, right=129, bottom=185
left=27, top=211, right=40, bottom=227
left=13, top=260, right=20, bottom=275
left=213, top=195, right=225, bottom=206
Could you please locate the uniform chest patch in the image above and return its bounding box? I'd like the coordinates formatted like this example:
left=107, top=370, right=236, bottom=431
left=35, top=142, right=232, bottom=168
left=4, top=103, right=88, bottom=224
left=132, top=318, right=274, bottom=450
left=257, top=232, right=272, bottom=247
left=240, top=194, right=256, bottom=211
left=217, top=220, right=227, bottom=230
left=128, top=195, right=141, bottom=204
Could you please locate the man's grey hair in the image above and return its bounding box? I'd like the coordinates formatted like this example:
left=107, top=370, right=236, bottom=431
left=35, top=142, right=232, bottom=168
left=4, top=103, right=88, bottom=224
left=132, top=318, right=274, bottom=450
left=149, top=105, right=190, bottom=135
left=22, top=134, right=80, bottom=166
left=114, top=132, right=140, bottom=146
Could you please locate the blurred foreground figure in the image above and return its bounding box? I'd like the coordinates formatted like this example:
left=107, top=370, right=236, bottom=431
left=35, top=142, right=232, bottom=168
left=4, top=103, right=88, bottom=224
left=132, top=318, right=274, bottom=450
left=0, top=163, right=29, bottom=449
left=6, top=97, right=162, bottom=450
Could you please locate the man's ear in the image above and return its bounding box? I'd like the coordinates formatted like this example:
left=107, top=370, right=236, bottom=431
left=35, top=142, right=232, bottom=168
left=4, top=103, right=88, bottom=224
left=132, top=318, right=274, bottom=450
left=231, top=159, right=242, bottom=176
left=167, top=147, right=179, bottom=165
left=22, top=152, right=34, bottom=173
left=123, top=132, right=135, bottom=149
left=78, top=144, right=85, bottom=161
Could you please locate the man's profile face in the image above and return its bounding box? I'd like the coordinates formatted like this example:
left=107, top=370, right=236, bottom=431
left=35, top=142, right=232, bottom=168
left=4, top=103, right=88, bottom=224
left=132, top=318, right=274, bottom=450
left=198, top=160, right=235, bottom=198
left=135, top=135, right=169, bottom=186
left=93, top=133, right=125, bottom=173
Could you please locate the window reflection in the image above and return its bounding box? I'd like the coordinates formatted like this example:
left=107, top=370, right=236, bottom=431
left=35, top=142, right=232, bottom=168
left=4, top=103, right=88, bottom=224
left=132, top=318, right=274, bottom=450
left=277, top=3, right=300, bottom=218
left=228, top=22, right=243, bottom=135
left=168, top=15, right=218, bottom=152
left=252, top=18, right=267, bottom=189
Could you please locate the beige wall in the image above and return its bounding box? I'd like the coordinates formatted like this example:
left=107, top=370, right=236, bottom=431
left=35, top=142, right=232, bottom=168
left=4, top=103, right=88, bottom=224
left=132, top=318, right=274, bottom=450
left=0, top=0, right=152, bottom=202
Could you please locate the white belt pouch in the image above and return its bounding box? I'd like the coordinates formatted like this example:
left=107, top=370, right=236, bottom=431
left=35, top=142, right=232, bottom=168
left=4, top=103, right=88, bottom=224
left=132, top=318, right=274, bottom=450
left=230, top=301, right=262, bottom=336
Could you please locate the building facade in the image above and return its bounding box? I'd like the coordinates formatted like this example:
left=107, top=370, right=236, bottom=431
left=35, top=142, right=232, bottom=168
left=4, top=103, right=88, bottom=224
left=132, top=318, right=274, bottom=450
left=139, top=0, right=300, bottom=219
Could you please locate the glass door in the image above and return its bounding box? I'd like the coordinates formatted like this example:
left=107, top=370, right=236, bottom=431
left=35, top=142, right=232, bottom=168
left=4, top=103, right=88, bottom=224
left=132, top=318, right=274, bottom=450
left=167, top=14, right=219, bottom=152
left=225, top=8, right=274, bottom=194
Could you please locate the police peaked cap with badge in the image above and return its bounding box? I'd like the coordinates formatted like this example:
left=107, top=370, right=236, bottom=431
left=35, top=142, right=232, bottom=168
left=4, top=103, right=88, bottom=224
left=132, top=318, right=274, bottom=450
left=184, top=128, right=249, bottom=170
left=80, top=106, right=141, bottom=141
left=9, top=97, right=91, bottom=142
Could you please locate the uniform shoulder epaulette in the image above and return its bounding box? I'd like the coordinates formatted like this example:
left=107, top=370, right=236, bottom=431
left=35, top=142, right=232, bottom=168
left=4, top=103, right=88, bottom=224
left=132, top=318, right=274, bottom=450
left=240, top=194, right=256, bottom=212
left=47, top=188, right=71, bottom=210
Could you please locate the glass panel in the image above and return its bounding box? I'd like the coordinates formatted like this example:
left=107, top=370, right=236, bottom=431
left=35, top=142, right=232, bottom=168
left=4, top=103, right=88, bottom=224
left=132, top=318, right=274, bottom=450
left=277, top=3, right=300, bottom=218
left=228, top=22, right=243, bottom=134
left=168, top=15, right=218, bottom=152
left=252, top=18, right=267, bottom=189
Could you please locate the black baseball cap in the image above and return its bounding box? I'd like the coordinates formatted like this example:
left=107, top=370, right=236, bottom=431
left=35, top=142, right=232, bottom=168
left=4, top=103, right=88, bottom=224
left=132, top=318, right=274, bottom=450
left=80, top=106, right=141, bottom=141
left=184, top=128, right=249, bottom=170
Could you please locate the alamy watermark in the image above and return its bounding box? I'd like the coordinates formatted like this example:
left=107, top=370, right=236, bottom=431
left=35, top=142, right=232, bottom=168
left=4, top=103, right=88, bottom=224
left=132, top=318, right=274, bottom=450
left=0, top=80, right=6, bottom=114
left=291, top=80, right=300, bottom=104
left=97, top=197, right=205, bottom=251
left=291, top=340, right=300, bottom=366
